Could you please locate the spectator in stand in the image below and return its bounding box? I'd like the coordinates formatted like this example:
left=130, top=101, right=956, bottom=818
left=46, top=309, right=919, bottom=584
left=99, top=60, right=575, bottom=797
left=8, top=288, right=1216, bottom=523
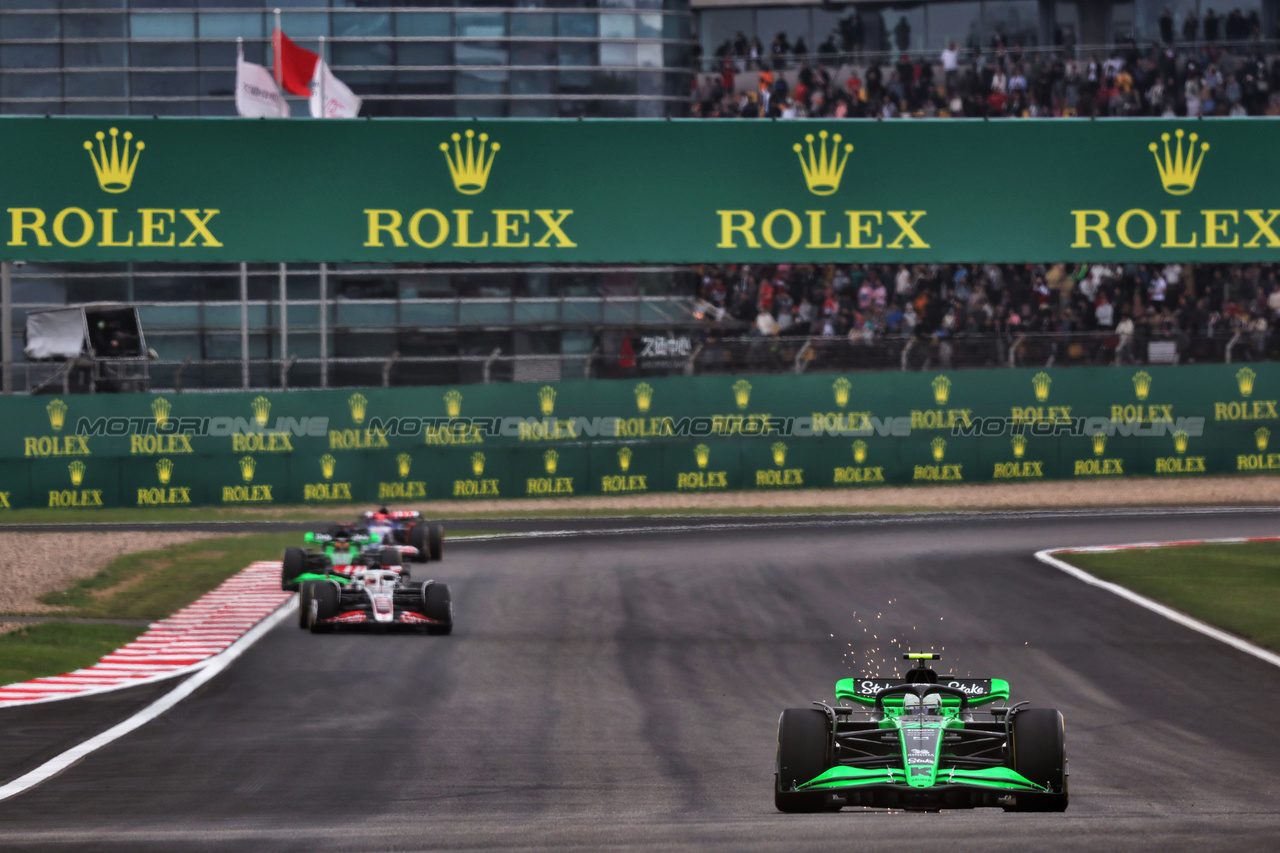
left=894, top=17, right=911, bottom=52
left=1182, top=10, right=1199, bottom=43
left=1205, top=9, right=1219, bottom=41
left=1159, top=7, right=1175, bottom=44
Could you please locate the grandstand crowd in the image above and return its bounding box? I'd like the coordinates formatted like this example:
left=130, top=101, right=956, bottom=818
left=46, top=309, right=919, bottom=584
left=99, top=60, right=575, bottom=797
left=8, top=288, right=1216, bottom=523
left=695, top=262, right=1280, bottom=361
left=694, top=24, right=1280, bottom=118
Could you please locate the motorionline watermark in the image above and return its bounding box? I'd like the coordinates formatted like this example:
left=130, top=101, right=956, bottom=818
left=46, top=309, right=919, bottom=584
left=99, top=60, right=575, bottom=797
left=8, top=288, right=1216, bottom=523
left=948, top=416, right=1205, bottom=438
left=70, top=414, right=1205, bottom=440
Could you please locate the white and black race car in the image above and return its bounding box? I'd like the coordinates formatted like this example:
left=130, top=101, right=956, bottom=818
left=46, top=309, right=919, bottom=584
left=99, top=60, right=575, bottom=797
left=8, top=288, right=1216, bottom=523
left=297, top=551, right=453, bottom=635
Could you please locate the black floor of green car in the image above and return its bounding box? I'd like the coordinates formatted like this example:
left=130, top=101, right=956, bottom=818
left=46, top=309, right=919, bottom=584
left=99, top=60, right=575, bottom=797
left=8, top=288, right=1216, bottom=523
left=1, top=510, right=1279, bottom=851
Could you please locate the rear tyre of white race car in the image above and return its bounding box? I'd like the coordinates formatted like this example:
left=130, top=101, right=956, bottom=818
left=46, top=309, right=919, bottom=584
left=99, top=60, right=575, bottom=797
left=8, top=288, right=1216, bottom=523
left=422, top=582, right=453, bottom=635
left=297, top=581, right=315, bottom=629
left=774, top=708, right=834, bottom=813
left=1007, top=708, right=1068, bottom=812
left=408, top=524, right=429, bottom=563
left=308, top=580, right=340, bottom=633
left=378, top=547, right=401, bottom=567
left=427, top=523, right=444, bottom=562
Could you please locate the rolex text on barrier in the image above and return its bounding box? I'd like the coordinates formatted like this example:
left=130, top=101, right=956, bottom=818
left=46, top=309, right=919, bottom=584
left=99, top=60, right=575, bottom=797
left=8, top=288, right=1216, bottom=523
left=0, top=364, right=1274, bottom=509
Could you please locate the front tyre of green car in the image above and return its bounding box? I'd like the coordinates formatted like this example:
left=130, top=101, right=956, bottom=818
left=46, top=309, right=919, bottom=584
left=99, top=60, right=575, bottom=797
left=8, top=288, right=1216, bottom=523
left=1005, top=708, right=1069, bottom=812
left=774, top=708, right=836, bottom=813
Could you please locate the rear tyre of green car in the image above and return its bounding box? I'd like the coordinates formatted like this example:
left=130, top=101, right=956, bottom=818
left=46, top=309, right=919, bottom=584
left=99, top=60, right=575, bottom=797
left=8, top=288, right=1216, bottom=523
left=1007, top=708, right=1068, bottom=812
left=775, top=708, right=834, bottom=813
left=282, top=547, right=305, bottom=591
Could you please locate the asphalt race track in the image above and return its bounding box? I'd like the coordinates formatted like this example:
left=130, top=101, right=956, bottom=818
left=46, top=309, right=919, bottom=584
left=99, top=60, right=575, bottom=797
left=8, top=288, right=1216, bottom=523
left=2, top=510, right=1280, bottom=851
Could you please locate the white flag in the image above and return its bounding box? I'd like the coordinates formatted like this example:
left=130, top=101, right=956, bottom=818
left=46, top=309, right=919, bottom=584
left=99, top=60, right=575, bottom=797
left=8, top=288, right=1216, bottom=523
left=310, top=60, right=362, bottom=119
left=235, top=54, right=288, bottom=118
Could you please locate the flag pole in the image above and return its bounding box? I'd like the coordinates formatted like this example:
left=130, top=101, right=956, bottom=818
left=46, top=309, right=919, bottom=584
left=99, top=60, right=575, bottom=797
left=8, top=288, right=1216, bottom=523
left=318, top=35, right=326, bottom=117
left=236, top=36, right=243, bottom=62
left=273, top=8, right=283, bottom=88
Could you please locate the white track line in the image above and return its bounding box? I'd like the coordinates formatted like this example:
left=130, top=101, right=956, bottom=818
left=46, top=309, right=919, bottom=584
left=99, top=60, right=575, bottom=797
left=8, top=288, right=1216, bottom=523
left=0, top=595, right=296, bottom=803
left=1035, top=540, right=1280, bottom=671
left=450, top=507, right=1280, bottom=545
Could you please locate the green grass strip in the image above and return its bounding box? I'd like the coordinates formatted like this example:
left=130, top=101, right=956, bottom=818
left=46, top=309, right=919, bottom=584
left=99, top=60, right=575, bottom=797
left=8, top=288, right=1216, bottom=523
left=36, top=531, right=301, bottom=621
left=1066, top=541, right=1280, bottom=653
left=0, top=622, right=144, bottom=687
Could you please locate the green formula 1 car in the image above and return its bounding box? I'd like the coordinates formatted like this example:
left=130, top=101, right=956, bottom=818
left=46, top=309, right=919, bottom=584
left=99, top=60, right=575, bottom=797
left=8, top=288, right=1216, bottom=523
left=775, top=654, right=1067, bottom=813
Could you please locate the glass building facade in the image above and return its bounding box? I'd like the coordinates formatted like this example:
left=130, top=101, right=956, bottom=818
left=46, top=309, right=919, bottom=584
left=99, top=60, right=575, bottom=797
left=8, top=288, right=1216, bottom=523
left=0, top=1, right=695, bottom=118
left=695, top=0, right=1274, bottom=62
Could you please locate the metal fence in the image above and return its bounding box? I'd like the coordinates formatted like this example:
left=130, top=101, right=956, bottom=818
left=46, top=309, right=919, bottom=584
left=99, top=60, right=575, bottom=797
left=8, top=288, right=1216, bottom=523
left=19, top=327, right=1278, bottom=395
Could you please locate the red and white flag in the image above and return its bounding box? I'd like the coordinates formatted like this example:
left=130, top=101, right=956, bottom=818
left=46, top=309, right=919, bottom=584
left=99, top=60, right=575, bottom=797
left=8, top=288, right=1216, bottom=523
left=272, top=30, right=362, bottom=119
left=235, top=50, right=288, bottom=118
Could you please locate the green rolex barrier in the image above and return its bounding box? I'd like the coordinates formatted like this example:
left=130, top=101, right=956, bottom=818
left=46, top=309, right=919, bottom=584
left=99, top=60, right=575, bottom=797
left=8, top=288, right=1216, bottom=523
left=2, top=362, right=1278, bottom=510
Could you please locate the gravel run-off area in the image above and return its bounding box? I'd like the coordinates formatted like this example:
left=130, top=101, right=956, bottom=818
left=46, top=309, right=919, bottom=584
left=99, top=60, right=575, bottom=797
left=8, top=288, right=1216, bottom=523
left=0, top=532, right=223, bottom=619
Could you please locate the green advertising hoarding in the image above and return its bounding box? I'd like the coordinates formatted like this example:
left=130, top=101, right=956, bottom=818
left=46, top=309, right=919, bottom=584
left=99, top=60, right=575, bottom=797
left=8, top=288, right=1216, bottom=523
left=2, top=363, right=1277, bottom=511
left=3, top=118, right=1280, bottom=264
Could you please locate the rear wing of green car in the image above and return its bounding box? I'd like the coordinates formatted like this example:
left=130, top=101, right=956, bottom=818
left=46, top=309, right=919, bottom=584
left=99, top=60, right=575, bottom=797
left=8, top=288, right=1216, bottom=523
left=835, top=677, right=1010, bottom=707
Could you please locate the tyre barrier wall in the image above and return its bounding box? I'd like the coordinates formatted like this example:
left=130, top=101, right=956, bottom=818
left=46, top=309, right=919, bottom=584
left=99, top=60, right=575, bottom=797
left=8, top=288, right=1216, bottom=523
left=6, top=363, right=1279, bottom=510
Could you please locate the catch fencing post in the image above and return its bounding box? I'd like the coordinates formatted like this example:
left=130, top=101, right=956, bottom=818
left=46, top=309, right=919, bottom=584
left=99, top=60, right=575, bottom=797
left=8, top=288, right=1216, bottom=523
left=319, top=262, right=328, bottom=388
left=278, top=263, right=288, bottom=387
left=239, top=262, right=249, bottom=389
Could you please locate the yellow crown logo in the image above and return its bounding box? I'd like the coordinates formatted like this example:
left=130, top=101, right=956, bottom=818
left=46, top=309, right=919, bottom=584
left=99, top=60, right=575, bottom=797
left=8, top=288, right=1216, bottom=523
left=1012, top=434, right=1027, bottom=459
left=251, top=395, right=271, bottom=428
left=1092, top=433, right=1107, bottom=456
left=634, top=382, right=653, bottom=414
left=348, top=393, right=367, bottom=425
left=833, top=377, right=852, bottom=408
left=793, top=131, right=852, bottom=196
left=471, top=451, right=485, bottom=477
left=733, top=379, right=752, bottom=410
left=771, top=442, right=787, bottom=466
left=445, top=389, right=463, bottom=418
left=931, top=437, right=946, bottom=461
left=151, top=397, right=171, bottom=428
left=932, top=375, right=951, bottom=406
left=544, top=449, right=559, bottom=475
left=239, top=456, right=256, bottom=482
left=440, top=130, right=499, bottom=195
left=320, top=454, right=336, bottom=480
left=1132, top=371, right=1152, bottom=401
left=68, top=460, right=86, bottom=487
left=618, top=446, right=632, bottom=472
left=84, top=127, right=143, bottom=194
left=1032, top=372, right=1052, bottom=403
left=1173, top=430, right=1189, bottom=454
left=538, top=385, right=556, bottom=417
left=694, top=444, right=710, bottom=469
left=1256, top=427, right=1270, bottom=451
left=397, top=453, right=412, bottom=478
left=1237, top=367, right=1256, bottom=398
left=1149, top=130, right=1208, bottom=196
left=46, top=399, right=68, bottom=431
left=156, top=457, right=173, bottom=485
left=852, top=439, right=868, bottom=464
